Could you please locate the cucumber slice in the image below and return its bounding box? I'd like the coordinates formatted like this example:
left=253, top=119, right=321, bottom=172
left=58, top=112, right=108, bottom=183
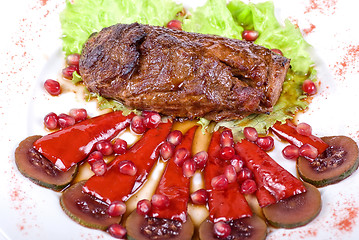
left=15, top=135, right=78, bottom=191
left=297, top=136, right=359, bottom=187
left=262, top=182, right=321, bottom=228
left=60, top=181, right=121, bottom=230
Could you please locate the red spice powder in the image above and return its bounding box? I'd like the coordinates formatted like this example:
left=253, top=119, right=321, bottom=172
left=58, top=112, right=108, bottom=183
left=331, top=198, right=359, bottom=233
left=304, top=0, right=337, bottom=15
left=332, top=44, right=359, bottom=80
left=303, top=23, right=316, bottom=35
left=40, top=0, right=48, bottom=6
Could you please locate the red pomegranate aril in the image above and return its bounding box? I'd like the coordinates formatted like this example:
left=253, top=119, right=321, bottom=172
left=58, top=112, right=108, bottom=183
left=44, top=79, right=61, bottom=96
left=220, top=146, right=235, bottom=161
left=271, top=48, right=283, bottom=56
left=256, top=136, right=274, bottom=151
left=282, top=144, right=300, bottom=160
left=143, top=111, right=161, bottom=129
left=136, top=199, right=152, bottom=216
left=224, top=165, right=237, bottom=183
left=90, top=159, right=107, bottom=176
left=69, top=108, right=87, bottom=122
left=166, top=19, right=182, bottom=30
left=213, top=221, right=231, bottom=238
left=113, top=138, right=127, bottom=155
left=240, top=179, right=257, bottom=194
left=87, top=151, right=104, bottom=164
left=182, top=159, right=196, bottom=178
left=237, top=168, right=254, bottom=183
left=296, top=122, right=312, bottom=137
left=108, top=224, right=127, bottom=239
left=58, top=113, right=75, bottom=128
left=62, top=65, right=79, bottom=80
left=299, top=143, right=318, bottom=160
left=211, top=175, right=229, bottom=190
left=173, top=147, right=191, bottom=167
left=66, top=53, right=80, bottom=66
left=151, top=194, right=170, bottom=209
left=166, top=130, right=183, bottom=146
left=220, top=130, right=234, bottom=147
left=243, top=127, right=258, bottom=142
left=242, top=30, right=259, bottom=41
left=44, top=112, right=58, bottom=130
left=190, top=189, right=208, bottom=205
left=230, top=155, right=244, bottom=172
left=95, top=140, right=113, bottom=156
left=131, top=115, right=146, bottom=134
left=107, top=200, right=126, bottom=217
left=159, top=142, right=175, bottom=161
left=118, top=160, right=137, bottom=176
left=193, top=151, right=208, bottom=169
left=302, top=79, right=317, bottom=95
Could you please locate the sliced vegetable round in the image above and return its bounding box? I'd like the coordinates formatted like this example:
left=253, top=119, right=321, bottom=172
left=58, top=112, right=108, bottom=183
left=262, top=182, right=321, bottom=228
left=198, top=215, right=267, bottom=240
left=297, top=136, right=359, bottom=187
left=60, top=181, right=122, bottom=230
left=126, top=210, right=194, bottom=240
left=15, top=135, right=78, bottom=191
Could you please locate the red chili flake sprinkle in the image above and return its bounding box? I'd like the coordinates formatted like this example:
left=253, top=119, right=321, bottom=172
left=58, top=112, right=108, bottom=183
left=304, top=0, right=337, bottom=15
left=332, top=44, right=359, bottom=81
left=303, top=23, right=316, bottom=35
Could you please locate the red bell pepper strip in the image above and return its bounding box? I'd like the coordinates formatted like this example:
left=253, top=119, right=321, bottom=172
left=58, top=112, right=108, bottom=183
left=271, top=120, right=329, bottom=154
left=205, top=131, right=252, bottom=222
left=150, top=126, right=198, bottom=222
left=235, top=139, right=306, bottom=208
left=33, top=111, right=135, bottom=171
left=83, top=121, right=172, bottom=203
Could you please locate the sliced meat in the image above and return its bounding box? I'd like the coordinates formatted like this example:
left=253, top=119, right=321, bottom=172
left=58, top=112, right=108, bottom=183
left=80, top=22, right=290, bottom=121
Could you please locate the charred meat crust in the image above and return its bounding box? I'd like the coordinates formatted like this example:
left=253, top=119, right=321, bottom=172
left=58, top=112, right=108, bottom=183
left=80, top=22, right=290, bottom=121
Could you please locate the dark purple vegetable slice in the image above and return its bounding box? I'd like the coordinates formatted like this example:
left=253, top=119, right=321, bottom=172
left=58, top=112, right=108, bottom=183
left=125, top=210, right=194, bottom=240
left=60, top=181, right=122, bottom=230
left=262, top=182, right=321, bottom=228
left=198, top=215, right=267, bottom=240
left=15, top=135, right=78, bottom=191
left=297, top=136, right=359, bottom=187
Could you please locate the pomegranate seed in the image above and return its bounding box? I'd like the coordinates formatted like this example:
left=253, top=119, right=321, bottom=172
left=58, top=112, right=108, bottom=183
left=219, top=146, right=235, bottom=161
left=220, top=130, right=234, bottom=147
left=243, top=127, right=258, bottom=142
left=166, top=19, right=182, bottom=30
left=282, top=145, right=300, bottom=160
left=242, top=30, right=259, bottom=41
left=240, top=179, right=257, bottom=194
left=44, top=79, right=61, bottom=96
left=271, top=48, right=283, bottom=56
left=237, top=168, right=254, bottom=183
left=302, top=79, right=317, bottom=95
left=159, top=142, right=175, bottom=161
left=193, top=151, right=208, bottom=169
left=190, top=189, right=208, bottom=205
left=95, top=140, right=113, bottom=156
left=136, top=199, right=152, bottom=216
left=62, top=65, right=79, bottom=80
left=107, top=201, right=126, bottom=217
left=182, top=159, right=196, bottom=178
left=118, top=160, right=137, bottom=176
left=296, top=122, right=312, bottom=137
left=58, top=113, right=75, bottom=128
left=230, top=155, right=244, bottom=172
left=224, top=165, right=237, bottom=183
left=44, top=112, right=58, bottom=130
left=131, top=115, right=146, bottom=134
left=211, top=175, right=229, bottom=190
left=299, top=143, right=318, bottom=160
left=213, top=221, right=231, bottom=238
left=166, top=130, right=183, bottom=146
left=66, top=53, right=80, bottom=66
left=90, top=159, right=107, bottom=176
left=143, top=111, right=161, bottom=129
left=87, top=151, right=104, bottom=164
left=113, top=138, right=127, bottom=155
left=151, top=194, right=170, bottom=209
left=173, top=147, right=190, bottom=167
left=256, top=136, right=274, bottom=151
left=69, top=108, right=87, bottom=122
left=108, top=224, right=127, bottom=239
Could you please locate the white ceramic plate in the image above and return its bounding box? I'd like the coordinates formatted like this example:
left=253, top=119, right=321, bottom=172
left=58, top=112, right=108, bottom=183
left=1, top=0, right=359, bottom=239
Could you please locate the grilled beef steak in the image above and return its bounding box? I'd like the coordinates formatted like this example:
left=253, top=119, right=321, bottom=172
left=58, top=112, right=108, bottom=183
left=80, top=23, right=290, bottom=121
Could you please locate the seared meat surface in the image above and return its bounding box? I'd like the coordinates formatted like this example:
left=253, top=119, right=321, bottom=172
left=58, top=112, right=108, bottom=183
left=80, top=23, right=290, bottom=121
